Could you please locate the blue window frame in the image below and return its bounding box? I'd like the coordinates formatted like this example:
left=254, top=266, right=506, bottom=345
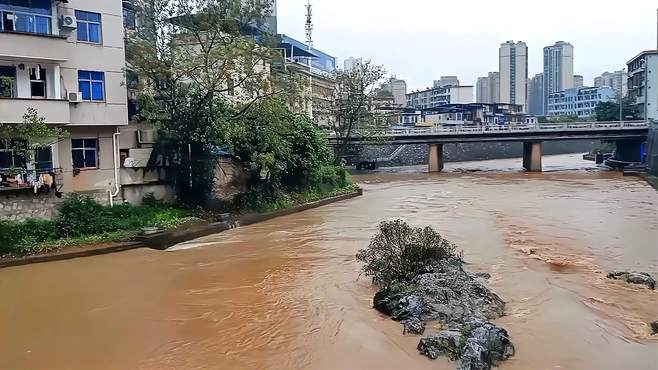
left=71, top=138, right=98, bottom=169
left=0, top=0, right=52, bottom=35
left=78, top=70, right=105, bottom=101
left=75, top=10, right=101, bottom=43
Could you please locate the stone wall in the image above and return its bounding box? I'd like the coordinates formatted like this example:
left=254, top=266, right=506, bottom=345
left=354, top=140, right=603, bottom=167
left=207, top=155, right=251, bottom=210
left=0, top=191, right=111, bottom=222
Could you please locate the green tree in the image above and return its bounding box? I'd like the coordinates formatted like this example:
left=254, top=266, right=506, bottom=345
left=0, top=108, right=68, bottom=168
left=328, top=61, right=387, bottom=161
left=128, top=0, right=304, bottom=205
left=594, top=97, right=640, bottom=121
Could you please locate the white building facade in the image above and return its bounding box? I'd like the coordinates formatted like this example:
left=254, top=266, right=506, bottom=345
left=407, top=85, right=473, bottom=110
left=476, top=72, right=500, bottom=104
left=343, top=56, right=362, bottom=72
left=546, top=86, right=616, bottom=118
left=0, top=0, right=128, bottom=198
left=499, top=40, right=528, bottom=110
left=627, top=51, right=658, bottom=120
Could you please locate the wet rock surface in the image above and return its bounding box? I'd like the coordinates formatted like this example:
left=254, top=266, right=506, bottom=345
left=372, top=259, right=513, bottom=370
left=402, top=317, right=426, bottom=335
left=650, top=321, right=658, bottom=335
left=606, top=271, right=656, bottom=290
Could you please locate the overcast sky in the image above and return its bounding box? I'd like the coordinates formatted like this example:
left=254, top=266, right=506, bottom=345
left=278, top=0, right=658, bottom=91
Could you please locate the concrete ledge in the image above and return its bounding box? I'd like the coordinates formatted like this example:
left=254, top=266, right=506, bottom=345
left=0, top=188, right=363, bottom=268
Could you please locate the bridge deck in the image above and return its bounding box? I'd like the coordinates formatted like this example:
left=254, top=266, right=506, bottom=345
left=329, top=121, right=650, bottom=145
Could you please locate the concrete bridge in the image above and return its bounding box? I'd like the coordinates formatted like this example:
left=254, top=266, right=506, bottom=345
left=328, top=121, right=650, bottom=172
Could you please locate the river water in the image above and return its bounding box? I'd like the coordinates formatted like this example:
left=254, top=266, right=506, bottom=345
left=1, top=154, right=657, bottom=370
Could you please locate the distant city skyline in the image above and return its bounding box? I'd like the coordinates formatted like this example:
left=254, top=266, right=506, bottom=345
left=278, top=0, right=657, bottom=91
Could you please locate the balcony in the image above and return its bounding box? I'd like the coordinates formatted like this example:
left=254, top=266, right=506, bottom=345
left=0, top=98, right=70, bottom=124
left=0, top=32, right=68, bottom=62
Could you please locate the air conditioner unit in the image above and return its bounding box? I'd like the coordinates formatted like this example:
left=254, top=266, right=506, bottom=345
left=138, top=129, right=158, bottom=144
left=60, top=15, right=77, bottom=30
left=67, top=91, right=82, bottom=103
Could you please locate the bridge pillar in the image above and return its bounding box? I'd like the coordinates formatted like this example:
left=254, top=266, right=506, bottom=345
left=523, top=141, right=542, bottom=172
left=614, top=139, right=644, bottom=163
left=428, top=144, right=444, bottom=173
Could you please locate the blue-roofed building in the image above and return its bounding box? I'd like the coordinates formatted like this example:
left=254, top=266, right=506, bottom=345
left=546, top=86, right=616, bottom=118
left=280, top=34, right=336, bottom=77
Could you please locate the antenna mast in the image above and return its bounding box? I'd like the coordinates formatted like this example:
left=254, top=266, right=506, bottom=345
left=305, top=0, right=313, bottom=52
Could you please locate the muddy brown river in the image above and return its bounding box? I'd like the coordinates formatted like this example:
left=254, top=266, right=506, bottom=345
left=1, top=154, right=657, bottom=370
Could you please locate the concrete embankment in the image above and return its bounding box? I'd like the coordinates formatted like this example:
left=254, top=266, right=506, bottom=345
left=0, top=189, right=363, bottom=268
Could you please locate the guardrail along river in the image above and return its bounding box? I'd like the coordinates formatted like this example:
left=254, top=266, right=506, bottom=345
left=1, top=154, right=657, bottom=370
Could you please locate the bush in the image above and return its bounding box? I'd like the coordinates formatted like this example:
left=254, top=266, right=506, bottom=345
left=356, top=220, right=457, bottom=286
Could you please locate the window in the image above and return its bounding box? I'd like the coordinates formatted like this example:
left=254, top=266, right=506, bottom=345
left=75, top=10, right=101, bottom=43
left=122, top=5, right=135, bottom=30
left=78, top=71, right=105, bottom=101
left=29, top=66, right=46, bottom=98
left=0, top=0, right=52, bottom=34
left=0, top=65, right=16, bottom=98
left=34, top=146, right=53, bottom=170
left=0, top=140, right=26, bottom=170
left=71, top=139, right=98, bottom=169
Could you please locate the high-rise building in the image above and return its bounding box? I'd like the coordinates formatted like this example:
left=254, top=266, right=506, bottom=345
left=573, top=75, right=584, bottom=88
left=433, top=76, right=460, bottom=88
left=476, top=72, right=500, bottom=104
left=385, top=78, right=408, bottom=106
left=527, top=73, right=544, bottom=116
left=499, top=41, right=528, bottom=110
left=542, top=41, right=574, bottom=115
left=344, top=57, right=363, bottom=72
left=594, top=70, right=628, bottom=97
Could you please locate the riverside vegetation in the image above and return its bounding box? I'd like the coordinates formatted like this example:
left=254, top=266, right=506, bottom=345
left=356, top=220, right=515, bottom=370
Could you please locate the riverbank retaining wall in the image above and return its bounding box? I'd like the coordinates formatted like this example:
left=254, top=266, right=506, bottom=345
left=0, top=191, right=109, bottom=222
left=353, top=140, right=602, bottom=167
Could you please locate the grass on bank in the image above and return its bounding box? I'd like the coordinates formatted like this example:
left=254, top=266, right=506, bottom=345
left=240, top=183, right=360, bottom=213
left=0, top=195, right=201, bottom=258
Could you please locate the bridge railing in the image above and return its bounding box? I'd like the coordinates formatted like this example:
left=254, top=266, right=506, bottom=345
left=327, top=121, right=649, bottom=138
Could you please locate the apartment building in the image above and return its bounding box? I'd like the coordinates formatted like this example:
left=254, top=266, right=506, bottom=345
left=546, top=86, right=616, bottom=118
left=406, top=85, right=473, bottom=110
left=476, top=72, right=500, bottom=104
left=627, top=50, right=658, bottom=121
left=0, top=0, right=128, bottom=201
left=594, top=70, right=628, bottom=98
left=499, top=41, right=528, bottom=110
left=527, top=73, right=544, bottom=116
left=543, top=41, right=574, bottom=115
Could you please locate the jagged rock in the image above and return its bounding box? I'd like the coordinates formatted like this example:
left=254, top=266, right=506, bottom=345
left=458, top=320, right=515, bottom=370
left=373, top=284, right=427, bottom=320
left=417, top=329, right=463, bottom=360
left=418, top=320, right=514, bottom=370
left=471, top=272, right=492, bottom=281
left=650, top=321, right=658, bottom=335
left=402, top=317, right=426, bottom=335
left=373, top=260, right=505, bottom=326
left=607, top=271, right=656, bottom=290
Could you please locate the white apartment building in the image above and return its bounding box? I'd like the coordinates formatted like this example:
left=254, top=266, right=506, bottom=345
left=433, top=76, right=459, bottom=88
left=543, top=41, right=574, bottom=115
left=627, top=50, right=658, bottom=121
left=594, top=70, right=628, bottom=97
left=407, top=85, right=473, bottom=110
left=0, top=0, right=128, bottom=198
left=499, top=40, right=528, bottom=110
left=573, top=75, right=584, bottom=88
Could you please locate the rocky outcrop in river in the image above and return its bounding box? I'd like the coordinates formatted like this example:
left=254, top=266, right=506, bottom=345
left=372, top=258, right=513, bottom=370
left=606, top=271, right=656, bottom=290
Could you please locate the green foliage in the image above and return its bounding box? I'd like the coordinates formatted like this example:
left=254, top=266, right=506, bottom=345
left=356, top=220, right=458, bottom=286
left=595, top=97, right=640, bottom=121
left=0, top=108, right=69, bottom=163
left=0, top=195, right=199, bottom=257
